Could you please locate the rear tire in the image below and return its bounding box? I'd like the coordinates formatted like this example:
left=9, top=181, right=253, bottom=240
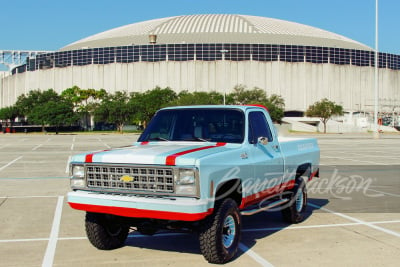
left=281, top=178, right=307, bottom=223
left=85, top=212, right=129, bottom=250
left=199, top=198, right=241, bottom=264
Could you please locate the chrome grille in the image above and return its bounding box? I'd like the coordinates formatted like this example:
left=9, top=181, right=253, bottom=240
left=86, top=165, right=174, bottom=193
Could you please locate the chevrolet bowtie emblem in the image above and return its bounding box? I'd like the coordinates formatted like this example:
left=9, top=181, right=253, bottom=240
left=120, top=175, right=134, bottom=182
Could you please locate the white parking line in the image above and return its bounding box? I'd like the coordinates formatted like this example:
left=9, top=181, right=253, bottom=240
left=2, top=219, right=400, bottom=243
left=367, top=188, right=400, bottom=198
left=32, top=144, right=43, bottom=151
left=71, top=136, right=75, bottom=150
left=242, top=220, right=400, bottom=232
left=308, top=202, right=400, bottom=238
left=65, top=156, right=71, bottom=173
left=0, top=195, right=60, bottom=199
left=103, top=143, right=111, bottom=149
left=0, top=156, right=22, bottom=172
left=239, top=243, right=274, bottom=267
left=321, top=156, right=390, bottom=165
left=42, top=196, right=64, bottom=267
left=334, top=151, right=400, bottom=160
left=0, top=237, right=49, bottom=243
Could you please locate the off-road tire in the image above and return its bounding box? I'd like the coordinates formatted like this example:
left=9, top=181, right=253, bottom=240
left=281, top=177, right=307, bottom=223
left=199, top=198, right=242, bottom=264
left=85, top=212, right=129, bottom=250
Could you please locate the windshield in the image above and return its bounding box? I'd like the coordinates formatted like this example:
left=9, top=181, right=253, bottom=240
left=138, top=108, right=245, bottom=143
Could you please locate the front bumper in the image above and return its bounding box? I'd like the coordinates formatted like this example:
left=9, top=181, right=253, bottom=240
left=67, top=191, right=213, bottom=221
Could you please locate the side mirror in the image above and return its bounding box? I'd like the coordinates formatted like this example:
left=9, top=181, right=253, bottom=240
left=258, top=136, right=268, bottom=145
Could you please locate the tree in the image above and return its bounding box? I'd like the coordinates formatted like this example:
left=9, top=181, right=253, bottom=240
left=306, top=98, right=344, bottom=133
left=29, top=100, right=78, bottom=134
left=94, top=91, right=136, bottom=133
left=169, top=91, right=223, bottom=106
left=227, top=85, right=285, bottom=123
left=0, top=105, right=20, bottom=128
left=15, top=89, right=59, bottom=118
left=61, top=86, right=107, bottom=130
left=14, top=89, right=64, bottom=132
left=135, top=87, right=177, bottom=127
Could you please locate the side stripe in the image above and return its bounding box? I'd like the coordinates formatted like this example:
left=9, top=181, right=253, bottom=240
left=165, top=142, right=226, bottom=166
left=240, top=180, right=295, bottom=209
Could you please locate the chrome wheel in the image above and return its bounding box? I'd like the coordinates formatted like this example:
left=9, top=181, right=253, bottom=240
left=223, top=215, right=236, bottom=248
left=295, top=188, right=304, bottom=213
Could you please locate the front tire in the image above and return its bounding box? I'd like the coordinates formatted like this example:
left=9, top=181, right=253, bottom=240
left=85, top=212, right=129, bottom=250
left=199, top=198, right=242, bottom=264
left=281, top=178, right=307, bottom=223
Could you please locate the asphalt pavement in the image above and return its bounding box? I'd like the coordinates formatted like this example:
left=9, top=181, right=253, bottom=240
left=0, top=132, right=399, bottom=267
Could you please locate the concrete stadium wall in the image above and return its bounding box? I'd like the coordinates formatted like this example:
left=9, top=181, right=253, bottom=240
left=1, top=61, right=399, bottom=112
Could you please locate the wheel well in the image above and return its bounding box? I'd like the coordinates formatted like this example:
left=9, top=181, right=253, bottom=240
left=215, top=179, right=242, bottom=206
left=296, top=163, right=311, bottom=179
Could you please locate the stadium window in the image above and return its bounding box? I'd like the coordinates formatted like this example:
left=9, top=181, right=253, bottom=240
left=270, top=45, right=279, bottom=61
left=187, top=44, right=195, bottom=60
left=279, top=45, right=287, bottom=61
left=236, top=44, right=250, bottom=61
left=365, top=51, right=373, bottom=67
left=292, top=45, right=305, bottom=62
left=379, top=53, right=387, bottom=68
left=251, top=44, right=265, bottom=61
left=197, top=44, right=220, bottom=61
left=92, top=48, right=101, bottom=64
left=167, top=44, right=175, bottom=60
left=132, top=46, right=140, bottom=62
left=306, top=46, right=319, bottom=63
left=351, top=50, right=360, bottom=66
left=27, top=58, right=36, bottom=71
left=225, top=43, right=236, bottom=60
left=169, top=44, right=190, bottom=61
left=156, top=45, right=167, bottom=61
left=17, top=64, right=26, bottom=73
left=116, top=46, right=127, bottom=63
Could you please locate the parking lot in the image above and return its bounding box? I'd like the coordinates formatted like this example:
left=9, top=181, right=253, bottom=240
left=0, top=133, right=399, bottom=266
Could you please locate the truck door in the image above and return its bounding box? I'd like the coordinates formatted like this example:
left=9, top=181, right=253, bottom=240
left=246, top=111, right=284, bottom=203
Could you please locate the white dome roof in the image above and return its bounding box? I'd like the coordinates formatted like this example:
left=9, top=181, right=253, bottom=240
left=61, top=14, right=371, bottom=51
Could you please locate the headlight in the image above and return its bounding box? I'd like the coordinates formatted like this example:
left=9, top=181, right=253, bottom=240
left=70, top=164, right=85, bottom=188
left=175, top=169, right=198, bottom=196
left=71, top=165, right=85, bottom=178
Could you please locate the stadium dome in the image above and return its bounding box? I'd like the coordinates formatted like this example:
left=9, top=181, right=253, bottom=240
left=2, top=14, right=399, bottom=123
left=61, top=14, right=371, bottom=51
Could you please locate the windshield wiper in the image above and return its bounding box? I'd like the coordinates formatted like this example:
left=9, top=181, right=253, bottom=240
left=149, top=137, right=170, bottom=141
left=193, top=137, right=208, bottom=142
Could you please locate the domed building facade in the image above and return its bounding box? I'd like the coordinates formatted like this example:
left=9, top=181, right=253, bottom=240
left=1, top=14, right=399, bottom=112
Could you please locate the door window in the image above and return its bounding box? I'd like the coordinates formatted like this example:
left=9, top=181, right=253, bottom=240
left=248, top=111, right=273, bottom=144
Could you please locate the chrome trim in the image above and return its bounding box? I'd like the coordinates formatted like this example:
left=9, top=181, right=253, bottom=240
left=74, top=163, right=199, bottom=198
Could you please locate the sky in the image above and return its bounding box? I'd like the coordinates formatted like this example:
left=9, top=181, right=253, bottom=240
left=0, top=0, right=399, bottom=70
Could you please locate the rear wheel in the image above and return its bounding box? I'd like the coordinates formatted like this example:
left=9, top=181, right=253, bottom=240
left=85, top=212, right=129, bottom=250
left=281, top=178, right=307, bottom=223
left=199, top=198, right=241, bottom=264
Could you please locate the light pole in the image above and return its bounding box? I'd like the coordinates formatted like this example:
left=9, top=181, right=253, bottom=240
left=373, top=0, right=380, bottom=138
left=220, top=49, right=229, bottom=105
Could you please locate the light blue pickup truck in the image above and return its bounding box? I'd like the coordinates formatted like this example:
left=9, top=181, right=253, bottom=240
left=68, top=105, right=320, bottom=263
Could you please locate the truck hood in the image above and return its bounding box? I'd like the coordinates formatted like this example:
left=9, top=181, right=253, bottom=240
left=71, top=142, right=236, bottom=166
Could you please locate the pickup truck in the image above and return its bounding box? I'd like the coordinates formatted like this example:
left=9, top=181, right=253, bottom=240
left=67, top=105, right=320, bottom=264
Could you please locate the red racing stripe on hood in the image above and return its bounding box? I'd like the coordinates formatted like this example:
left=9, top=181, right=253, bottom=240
left=165, top=142, right=226, bottom=166
left=85, top=150, right=109, bottom=163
